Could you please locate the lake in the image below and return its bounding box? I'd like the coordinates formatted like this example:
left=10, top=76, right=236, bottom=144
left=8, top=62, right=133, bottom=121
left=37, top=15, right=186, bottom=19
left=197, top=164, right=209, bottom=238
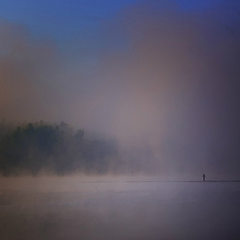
left=0, top=177, right=240, bottom=240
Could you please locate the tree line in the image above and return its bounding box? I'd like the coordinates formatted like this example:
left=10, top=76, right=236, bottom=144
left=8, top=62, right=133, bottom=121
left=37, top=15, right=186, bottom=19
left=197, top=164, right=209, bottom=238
left=0, top=121, right=120, bottom=176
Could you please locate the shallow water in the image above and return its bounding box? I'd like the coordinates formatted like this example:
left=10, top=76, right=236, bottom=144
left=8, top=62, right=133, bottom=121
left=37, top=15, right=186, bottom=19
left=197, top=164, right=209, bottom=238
left=0, top=177, right=240, bottom=240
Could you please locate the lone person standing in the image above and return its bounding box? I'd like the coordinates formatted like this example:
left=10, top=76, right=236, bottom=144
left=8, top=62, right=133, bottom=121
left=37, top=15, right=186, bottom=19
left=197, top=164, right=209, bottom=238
left=202, top=173, right=206, bottom=182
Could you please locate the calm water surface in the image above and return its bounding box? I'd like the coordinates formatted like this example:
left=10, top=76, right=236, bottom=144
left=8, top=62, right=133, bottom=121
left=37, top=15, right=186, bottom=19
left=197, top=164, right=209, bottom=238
left=0, top=177, right=239, bottom=240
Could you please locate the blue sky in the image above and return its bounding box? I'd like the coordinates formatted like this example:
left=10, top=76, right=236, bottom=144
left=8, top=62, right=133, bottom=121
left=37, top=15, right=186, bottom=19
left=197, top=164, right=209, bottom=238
left=0, top=0, right=135, bottom=42
left=0, top=0, right=229, bottom=44
left=1, top=0, right=236, bottom=66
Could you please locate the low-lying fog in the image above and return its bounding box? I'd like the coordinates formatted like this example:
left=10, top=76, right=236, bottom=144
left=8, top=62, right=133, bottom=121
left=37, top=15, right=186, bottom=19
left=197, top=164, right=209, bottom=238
left=1, top=176, right=240, bottom=240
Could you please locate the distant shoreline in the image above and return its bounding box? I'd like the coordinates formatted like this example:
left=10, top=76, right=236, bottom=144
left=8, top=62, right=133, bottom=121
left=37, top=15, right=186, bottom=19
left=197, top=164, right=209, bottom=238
left=75, top=180, right=240, bottom=183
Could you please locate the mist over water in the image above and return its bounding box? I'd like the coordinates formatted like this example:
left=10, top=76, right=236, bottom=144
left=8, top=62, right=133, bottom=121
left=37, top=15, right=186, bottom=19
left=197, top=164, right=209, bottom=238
left=1, top=176, right=240, bottom=240
left=1, top=1, right=240, bottom=239
left=0, top=1, right=240, bottom=177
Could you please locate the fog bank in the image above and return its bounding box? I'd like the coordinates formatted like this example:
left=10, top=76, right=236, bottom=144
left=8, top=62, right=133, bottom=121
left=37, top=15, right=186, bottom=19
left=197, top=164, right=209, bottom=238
left=1, top=1, right=240, bottom=177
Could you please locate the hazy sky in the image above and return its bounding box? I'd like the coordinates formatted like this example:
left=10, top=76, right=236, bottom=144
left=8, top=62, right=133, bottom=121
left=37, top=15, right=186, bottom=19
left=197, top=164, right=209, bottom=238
left=0, top=0, right=240, bottom=176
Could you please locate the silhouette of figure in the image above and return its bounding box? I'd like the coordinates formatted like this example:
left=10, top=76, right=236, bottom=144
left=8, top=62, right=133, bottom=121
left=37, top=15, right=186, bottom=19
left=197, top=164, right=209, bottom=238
left=202, top=173, right=206, bottom=182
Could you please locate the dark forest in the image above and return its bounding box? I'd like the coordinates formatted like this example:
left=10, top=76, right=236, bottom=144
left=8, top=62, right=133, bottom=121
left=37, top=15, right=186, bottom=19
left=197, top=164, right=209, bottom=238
left=0, top=121, right=122, bottom=176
